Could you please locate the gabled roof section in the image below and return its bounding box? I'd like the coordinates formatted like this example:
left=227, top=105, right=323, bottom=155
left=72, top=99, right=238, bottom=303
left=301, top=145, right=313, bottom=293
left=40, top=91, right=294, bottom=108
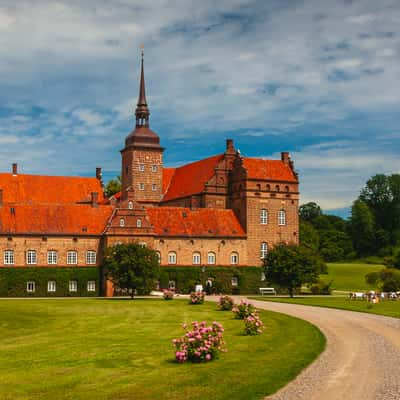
left=162, top=154, right=224, bottom=201
left=0, top=204, right=113, bottom=235
left=242, top=158, right=297, bottom=182
left=162, top=168, right=176, bottom=194
left=146, top=207, right=245, bottom=237
left=0, top=173, right=104, bottom=204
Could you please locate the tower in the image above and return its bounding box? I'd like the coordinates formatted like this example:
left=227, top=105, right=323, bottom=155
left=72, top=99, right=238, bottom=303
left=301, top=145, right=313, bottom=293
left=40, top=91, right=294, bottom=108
left=120, top=48, right=164, bottom=206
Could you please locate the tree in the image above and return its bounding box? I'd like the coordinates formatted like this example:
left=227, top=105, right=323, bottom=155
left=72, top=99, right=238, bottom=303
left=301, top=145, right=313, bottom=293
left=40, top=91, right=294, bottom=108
left=103, top=243, right=160, bottom=298
left=350, top=199, right=375, bottom=256
left=299, top=220, right=320, bottom=252
left=105, top=176, right=122, bottom=198
left=264, top=244, right=324, bottom=297
left=299, top=202, right=322, bottom=222
left=365, top=268, right=400, bottom=292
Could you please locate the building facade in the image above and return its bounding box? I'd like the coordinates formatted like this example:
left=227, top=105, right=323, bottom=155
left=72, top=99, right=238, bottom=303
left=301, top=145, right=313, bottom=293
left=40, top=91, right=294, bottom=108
left=0, top=53, right=299, bottom=296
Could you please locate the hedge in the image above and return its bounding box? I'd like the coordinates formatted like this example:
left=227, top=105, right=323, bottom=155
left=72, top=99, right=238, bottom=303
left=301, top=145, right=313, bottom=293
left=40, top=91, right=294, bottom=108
left=0, top=267, right=100, bottom=297
left=159, top=266, right=263, bottom=295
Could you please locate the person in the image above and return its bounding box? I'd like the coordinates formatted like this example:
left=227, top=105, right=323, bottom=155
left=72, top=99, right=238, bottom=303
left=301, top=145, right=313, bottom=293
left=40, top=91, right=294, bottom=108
left=205, top=278, right=213, bottom=295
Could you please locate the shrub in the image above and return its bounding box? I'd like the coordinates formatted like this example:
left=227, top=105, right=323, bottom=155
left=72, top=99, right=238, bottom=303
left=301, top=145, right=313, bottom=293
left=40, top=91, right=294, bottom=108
left=218, top=295, right=234, bottom=311
left=232, top=300, right=255, bottom=319
left=244, top=312, right=265, bottom=335
left=189, top=291, right=205, bottom=305
left=172, top=321, right=226, bottom=363
left=163, top=290, right=174, bottom=300
left=310, top=280, right=332, bottom=295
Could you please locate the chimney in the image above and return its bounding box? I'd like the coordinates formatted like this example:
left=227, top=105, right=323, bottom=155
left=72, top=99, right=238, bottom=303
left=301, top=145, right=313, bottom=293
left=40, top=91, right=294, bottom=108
left=12, top=163, right=18, bottom=175
left=96, top=167, right=102, bottom=181
left=281, top=152, right=290, bottom=165
left=91, top=192, right=99, bottom=208
left=0, top=189, right=3, bottom=207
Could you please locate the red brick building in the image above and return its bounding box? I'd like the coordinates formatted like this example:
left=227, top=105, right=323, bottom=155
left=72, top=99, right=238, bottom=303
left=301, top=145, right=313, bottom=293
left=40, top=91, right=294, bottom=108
left=0, top=53, right=299, bottom=297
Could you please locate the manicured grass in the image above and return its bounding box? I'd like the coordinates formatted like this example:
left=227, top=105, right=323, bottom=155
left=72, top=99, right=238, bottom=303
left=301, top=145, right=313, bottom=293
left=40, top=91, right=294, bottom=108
left=321, top=262, right=384, bottom=291
left=252, top=297, right=400, bottom=319
left=0, top=299, right=324, bottom=400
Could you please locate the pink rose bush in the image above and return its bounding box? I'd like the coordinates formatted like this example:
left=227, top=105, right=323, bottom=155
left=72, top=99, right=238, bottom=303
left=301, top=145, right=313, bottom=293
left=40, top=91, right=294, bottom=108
left=189, top=291, right=205, bottom=304
left=173, top=321, right=227, bottom=363
left=163, top=289, right=174, bottom=300
left=232, top=300, right=256, bottom=319
left=244, top=312, right=265, bottom=335
left=218, top=295, right=235, bottom=311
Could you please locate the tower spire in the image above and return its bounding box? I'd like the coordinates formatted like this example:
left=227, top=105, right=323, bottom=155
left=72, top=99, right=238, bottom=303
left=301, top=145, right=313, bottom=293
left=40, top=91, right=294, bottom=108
left=135, top=45, right=150, bottom=128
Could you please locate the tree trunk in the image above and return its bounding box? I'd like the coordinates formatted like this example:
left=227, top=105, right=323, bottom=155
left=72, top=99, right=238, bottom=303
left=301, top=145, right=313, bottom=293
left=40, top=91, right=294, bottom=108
left=289, top=287, right=294, bottom=298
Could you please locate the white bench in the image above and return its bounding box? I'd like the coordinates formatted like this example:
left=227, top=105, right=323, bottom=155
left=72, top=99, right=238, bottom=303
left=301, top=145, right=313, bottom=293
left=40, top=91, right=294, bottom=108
left=259, top=287, right=276, bottom=296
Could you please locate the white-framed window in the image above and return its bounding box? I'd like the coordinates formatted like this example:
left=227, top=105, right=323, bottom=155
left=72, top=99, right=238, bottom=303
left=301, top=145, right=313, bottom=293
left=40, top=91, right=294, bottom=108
left=47, top=250, right=58, bottom=265
left=128, top=201, right=133, bottom=210
left=4, top=249, right=14, bottom=265
left=156, top=251, right=161, bottom=263
left=69, top=280, right=78, bottom=292
left=152, top=184, right=157, bottom=191
left=86, top=251, right=96, bottom=265
left=26, top=250, right=37, bottom=265
left=230, top=252, right=239, bottom=265
left=139, top=242, right=147, bottom=248
left=26, top=281, right=35, bottom=293
left=136, top=219, right=142, bottom=228
left=231, top=276, right=238, bottom=286
left=207, top=252, right=216, bottom=265
left=139, top=164, right=145, bottom=172
left=151, top=165, right=157, bottom=172
left=87, top=280, right=96, bottom=292
left=67, top=251, right=78, bottom=265
left=260, top=209, right=268, bottom=225
left=278, top=210, right=286, bottom=226
left=192, top=252, right=201, bottom=265
left=139, top=183, right=144, bottom=191
left=119, top=218, right=125, bottom=227
left=168, top=251, right=177, bottom=265
left=168, top=280, right=176, bottom=290
left=47, top=280, right=56, bottom=292
left=260, top=242, right=268, bottom=259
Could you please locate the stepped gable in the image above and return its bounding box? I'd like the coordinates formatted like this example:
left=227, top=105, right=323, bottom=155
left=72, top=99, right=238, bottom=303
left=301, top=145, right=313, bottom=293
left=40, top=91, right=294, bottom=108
left=162, top=154, right=224, bottom=201
left=0, top=173, right=105, bottom=204
left=0, top=204, right=113, bottom=235
left=242, top=158, right=297, bottom=182
left=146, top=207, right=245, bottom=237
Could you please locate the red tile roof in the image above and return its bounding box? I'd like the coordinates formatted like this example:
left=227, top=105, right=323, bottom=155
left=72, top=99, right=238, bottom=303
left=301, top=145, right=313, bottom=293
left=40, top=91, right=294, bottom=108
left=242, top=158, right=297, bottom=182
left=0, top=173, right=105, bottom=204
left=0, top=204, right=113, bottom=235
left=162, top=154, right=224, bottom=201
left=146, top=207, right=245, bottom=237
left=162, top=168, right=176, bottom=194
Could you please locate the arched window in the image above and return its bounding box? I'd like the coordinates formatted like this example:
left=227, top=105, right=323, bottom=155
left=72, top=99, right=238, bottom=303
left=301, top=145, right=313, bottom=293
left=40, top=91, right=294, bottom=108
left=230, top=252, right=239, bottom=265
left=119, top=218, right=125, bottom=227
left=168, top=252, right=177, bottom=265
left=156, top=251, right=161, bottom=263
left=256, top=183, right=261, bottom=191
left=285, top=185, right=290, bottom=192
left=266, top=184, right=271, bottom=191
left=139, top=242, right=147, bottom=248
left=47, top=250, right=58, bottom=265
left=128, top=201, right=133, bottom=210
left=207, top=252, right=216, bottom=265
left=278, top=210, right=286, bottom=226
left=260, top=242, right=268, bottom=259
left=26, top=250, right=37, bottom=265
left=192, top=252, right=201, bottom=265
left=260, top=209, right=268, bottom=225
left=4, top=249, right=14, bottom=265
left=137, top=219, right=142, bottom=228
left=275, top=185, right=280, bottom=192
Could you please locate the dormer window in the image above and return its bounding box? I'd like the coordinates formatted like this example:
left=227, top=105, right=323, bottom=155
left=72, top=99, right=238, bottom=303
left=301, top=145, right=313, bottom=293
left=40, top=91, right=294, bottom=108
left=139, top=164, right=145, bottom=172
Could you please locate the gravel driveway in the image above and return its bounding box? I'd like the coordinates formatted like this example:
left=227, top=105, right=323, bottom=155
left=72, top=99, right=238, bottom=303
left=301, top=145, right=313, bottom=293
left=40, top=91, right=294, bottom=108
left=244, top=299, right=400, bottom=400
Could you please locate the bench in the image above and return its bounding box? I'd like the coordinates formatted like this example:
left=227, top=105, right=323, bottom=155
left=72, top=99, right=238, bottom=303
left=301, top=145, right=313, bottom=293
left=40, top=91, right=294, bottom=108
left=259, top=287, right=276, bottom=296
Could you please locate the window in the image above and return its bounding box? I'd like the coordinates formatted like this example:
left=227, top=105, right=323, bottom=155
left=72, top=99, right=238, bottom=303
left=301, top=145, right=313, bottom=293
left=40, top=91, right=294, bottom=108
left=156, top=251, right=161, bottom=263
left=151, top=165, right=157, bottom=172
left=266, top=184, right=270, bottom=191
left=128, top=201, right=133, bottom=210
left=192, top=252, right=201, bottom=265
left=278, top=210, right=286, bottom=226
left=231, top=277, right=238, bottom=286
left=207, top=252, right=216, bottom=265
left=139, top=183, right=144, bottom=191
left=69, top=280, right=78, bottom=292
left=285, top=185, right=290, bottom=192
left=4, top=249, right=14, bottom=265
left=152, top=184, right=157, bottom=191
left=47, top=250, right=58, bottom=265
left=136, top=219, right=142, bottom=228
left=26, top=250, right=37, bottom=265
left=26, top=281, right=35, bottom=293
left=47, top=280, right=56, bottom=292
left=260, top=242, right=268, bottom=259
left=139, top=242, right=147, bottom=248
left=139, top=164, right=145, bottom=172
left=86, top=251, right=96, bottom=265
left=275, top=185, right=280, bottom=192
left=67, top=251, right=78, bottom=265
left=119, top=218, right=125, bottom=227
left=168, top=251, right=177, bottom=265
left=87, top=280, right=96, bottom=292
left=168, top=280, right=176, bottom=290
left=260, top=209, right=268, bottom=225
left=230, top=252, right=239, bottom=265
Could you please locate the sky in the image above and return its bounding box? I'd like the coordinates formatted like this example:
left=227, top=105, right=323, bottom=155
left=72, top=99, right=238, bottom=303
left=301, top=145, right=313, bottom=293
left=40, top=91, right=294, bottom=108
left=0, top=0, right=399, bottom=211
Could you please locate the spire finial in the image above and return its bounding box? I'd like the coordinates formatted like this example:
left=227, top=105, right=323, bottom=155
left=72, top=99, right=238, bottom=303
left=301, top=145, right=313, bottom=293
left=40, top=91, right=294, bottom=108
left=135, top=44, right=149, bottom=128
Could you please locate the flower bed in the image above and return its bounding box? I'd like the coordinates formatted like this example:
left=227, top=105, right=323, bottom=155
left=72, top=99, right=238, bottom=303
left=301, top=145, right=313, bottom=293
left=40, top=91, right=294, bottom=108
left=232, top=300, right=256, bottom=319
left=189, top=291, right=205, bottom=305
left=173, top=321, right=226, bottom=363
left=244, top=312, right=265, bottom=335
left=163, top=290, right=174, bottom=300
left=218, top=295, right=234, bottom=311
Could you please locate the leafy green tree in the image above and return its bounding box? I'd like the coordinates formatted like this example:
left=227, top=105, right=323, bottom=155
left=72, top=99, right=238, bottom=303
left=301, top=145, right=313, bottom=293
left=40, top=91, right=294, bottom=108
left=299, top=202, right=322, bottom=222
left=103, top=243, right=160, bottom=298
left=365, top=268, right=400, bottom=292
left=299, top=220, right=320, bottom=252
left=319, top=229, right=353, bottom=262
left=105, top=176, right=122, bottom=198
left=350, top=199, right=375, bottom=256
left=264, top=244, right=324, bottom=297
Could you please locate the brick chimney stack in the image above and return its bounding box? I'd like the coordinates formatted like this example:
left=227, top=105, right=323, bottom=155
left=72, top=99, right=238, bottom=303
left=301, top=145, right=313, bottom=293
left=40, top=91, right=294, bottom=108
left=0, top=189, right=3, bottom=207
left=12, top=163, right=18, bottom=175
left=91, top=192, right=99, bottom=208
left=96, top=167, right=102, bottom=181
left=281, top=152, right=290, bottom=165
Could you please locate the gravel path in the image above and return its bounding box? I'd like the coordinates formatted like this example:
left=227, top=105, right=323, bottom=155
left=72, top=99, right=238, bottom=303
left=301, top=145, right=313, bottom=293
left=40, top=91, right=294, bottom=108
left=245, top=299, right=400, bottom=400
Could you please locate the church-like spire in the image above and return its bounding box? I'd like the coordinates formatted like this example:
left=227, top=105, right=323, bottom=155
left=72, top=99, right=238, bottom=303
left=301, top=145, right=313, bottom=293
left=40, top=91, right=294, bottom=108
left=135, top=46, right=150, bottom=128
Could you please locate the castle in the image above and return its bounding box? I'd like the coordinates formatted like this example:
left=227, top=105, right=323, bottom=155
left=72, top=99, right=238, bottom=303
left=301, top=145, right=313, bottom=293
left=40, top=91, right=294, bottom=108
left=0, top=53, right=299, bottom=297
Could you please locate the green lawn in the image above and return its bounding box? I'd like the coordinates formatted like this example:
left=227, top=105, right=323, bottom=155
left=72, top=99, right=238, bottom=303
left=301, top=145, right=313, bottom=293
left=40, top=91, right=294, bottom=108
left=321, top=262, right=384, bottom=292
left=252, top=297, right=400, bottom=319
left=0, top=299, right=325, bottom=400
